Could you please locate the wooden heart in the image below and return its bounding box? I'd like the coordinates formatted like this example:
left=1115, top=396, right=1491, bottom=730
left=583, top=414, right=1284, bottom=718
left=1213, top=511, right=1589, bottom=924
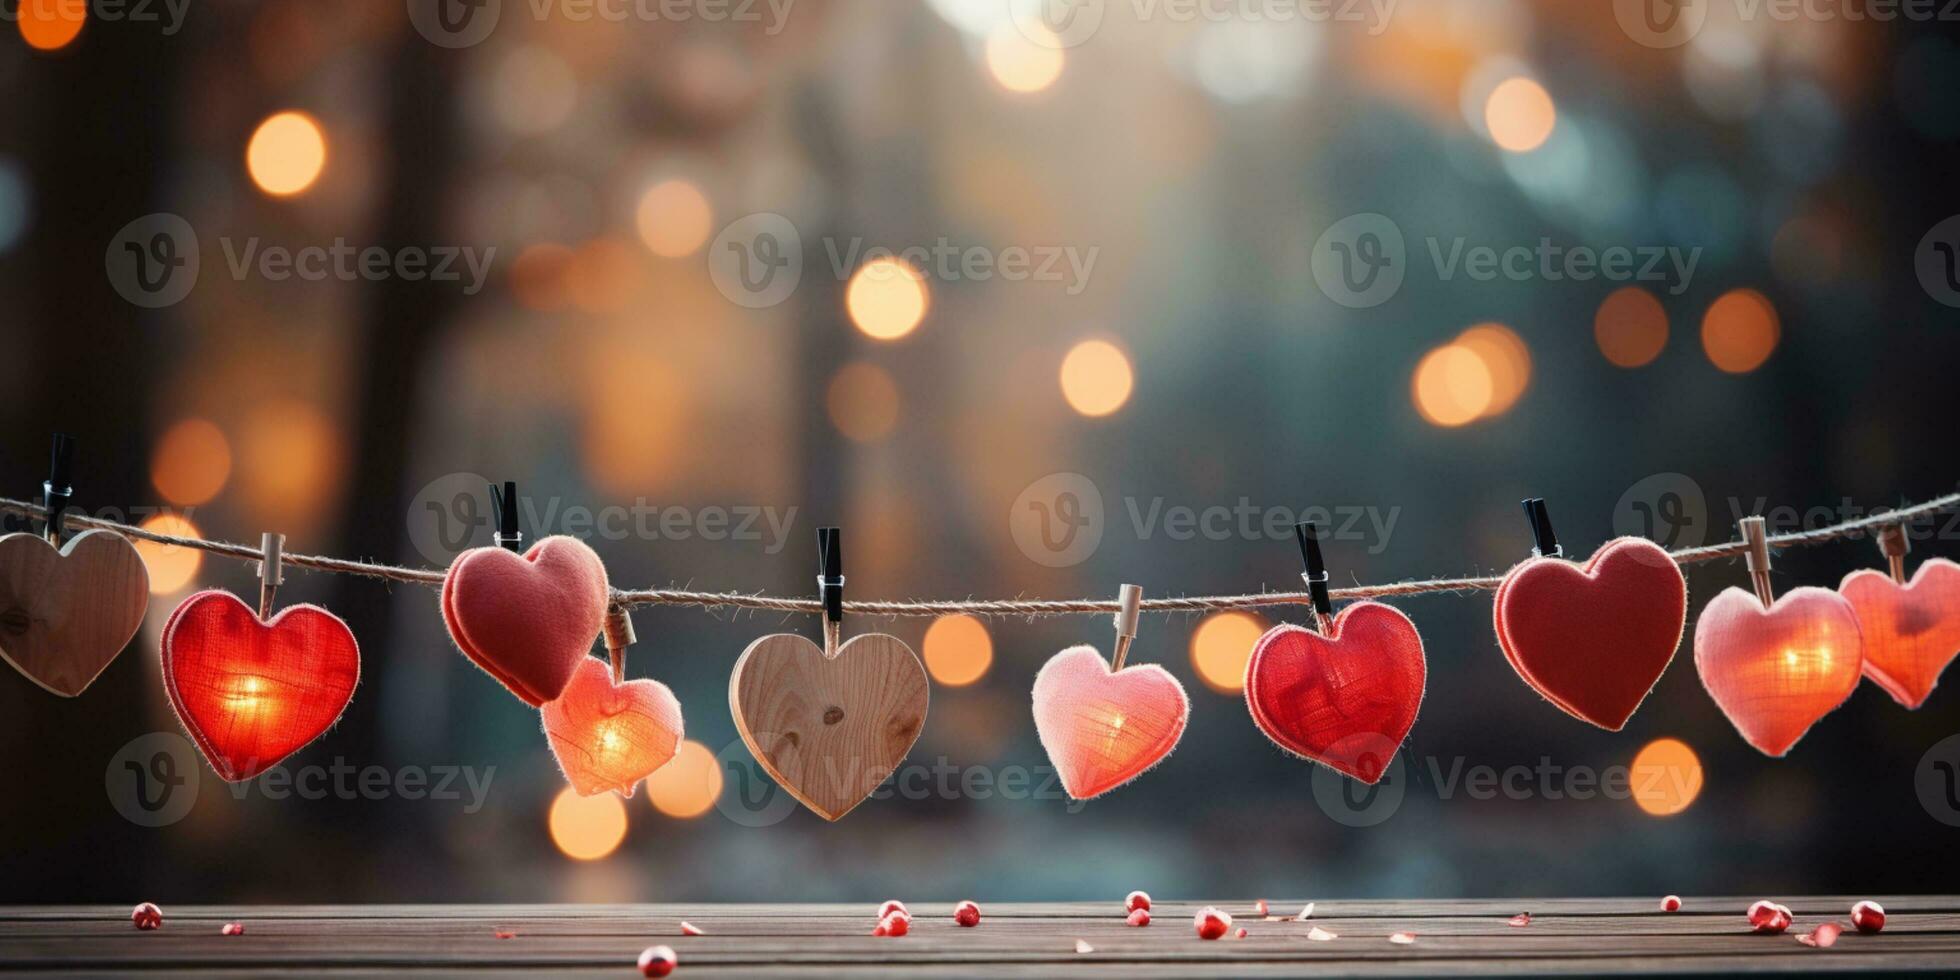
left=441, top=535, right=609, bottom=707
left=542, top=655, right=684, bottom=797
left=0, top=530, right=150, bottom=697
left=1840, top=559, right=1960, bottom=709
left=162, top=589, right=361, bottom=781
left=1694, top=586, right=1863, bottom=757
left=1493, top=537, right=1687, bottom=730
left=729, top=632, right=928, bottom=821
left=1031, top=646, right=1188, bottom=800
left=1244, top=602, right=1426, bottom=784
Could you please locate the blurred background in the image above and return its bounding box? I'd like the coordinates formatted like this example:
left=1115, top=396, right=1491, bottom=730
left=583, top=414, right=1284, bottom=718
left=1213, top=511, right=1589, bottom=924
left=3, top=0, right=1959, bottom=904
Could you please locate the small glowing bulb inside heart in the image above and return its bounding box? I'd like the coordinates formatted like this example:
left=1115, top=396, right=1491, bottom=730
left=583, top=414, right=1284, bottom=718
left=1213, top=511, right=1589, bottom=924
left=599, top=723, right=624, bottom=755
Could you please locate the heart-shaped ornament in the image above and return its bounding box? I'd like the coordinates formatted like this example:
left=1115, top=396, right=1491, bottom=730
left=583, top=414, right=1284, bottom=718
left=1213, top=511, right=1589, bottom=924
left=162, top=589, right=361, bottom=781
left=1840, top=559, right=1960, bottom=709
left=0, top=530, right=150, bottom=697
left=442, top=535, right=609, bottom=706
left=1694, top=586, right=1863, bottom=757
left=542, top=655, right=684, bottom=797
left=1031, top=646, right=1189, bottom=800
left=1493, top=537, right=1687, bottom=730
left=730, top=632, right=929, bottom=821
left=1244, top=602, right=1425, bottom=784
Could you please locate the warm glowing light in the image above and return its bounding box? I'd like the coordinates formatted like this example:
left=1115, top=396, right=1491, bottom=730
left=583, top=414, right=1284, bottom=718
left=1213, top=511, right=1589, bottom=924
left=1630, top=737, right=1703, bottom=817
left=547, top=787, right=628, bottom=860
left=923, top=614, right=994, bottom=686
left=510, top=243, right=575, bottom=312
left=1595, top=286, right=1670, bottom=368
left=151, top=418, right=232, bottom=506
left=1484, top=77, right=1557, bottom=152
left=134, top=514, right=203, bottom=594
left=246, top=111, right=328, bottom=197
left=643, top=740, right=722, bottom=819
left=636, top=180, right=714, bottom=258
left=1190, top=611, right=1265, bottom=694
left=1453, top=323, right=1530, bottom=417
left=18, top=0, right=85, bottom=50
left=1412, top=344, right=1494, bottom=427
left=1059, top=340, right=1134, bottom=418
left=846, top=258, right=929, bottom=340
left=238, top=400, right=342, bottom=528
left=566, top=238, right=636, bottom=314
left=985, top=25, right=1065, bottom=94
left=825, top=362, right=901, bottom=443
left=1701, top=288, right=1780, bottom=374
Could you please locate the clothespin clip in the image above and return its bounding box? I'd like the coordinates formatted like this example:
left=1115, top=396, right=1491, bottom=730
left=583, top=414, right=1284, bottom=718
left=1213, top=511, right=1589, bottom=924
left=1295, top=521, right=1335, bottom=633
left=490, top=481, right=522, bottom=553
left=1522, top=498, right=1562, bottom=559
left=1109, top=584, right=1142, bottom=670
left=604, top=604, right=636, bottom=684
left=1740, top=515, right=1776, bottom=609
left=1876, top=521, right=1911, bottom=585
left=257, top=532, right=285, bottom=621
left=817, top=526, right=844, bottom=658
left=43, top=433, right=76, bottom=546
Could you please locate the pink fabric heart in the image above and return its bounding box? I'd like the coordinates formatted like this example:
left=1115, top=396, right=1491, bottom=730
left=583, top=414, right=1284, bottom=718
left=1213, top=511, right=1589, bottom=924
left=1031, top=646, right=1188, bottom=800
left=541, top=656, right=684, bottom=797
left=1694, top=586, right=1863, bottom=757
left=442, top=535, right=609, bottom=706
left=1839, top=558, right=1960, bottom=709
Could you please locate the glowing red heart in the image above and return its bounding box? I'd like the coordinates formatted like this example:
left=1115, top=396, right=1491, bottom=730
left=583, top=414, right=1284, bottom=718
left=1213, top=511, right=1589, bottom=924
left=1243, top=601, right=1425, bottom=784
left=541, top=656, right=684, bottom=797
left=442, top=535, right=608, bottom=706
left=161, top=590, right=360, bottom=782
left=1839, top=558, right=1960, bottom=709
left=1031, top=646, right=1188, bottom=800
left=1694, top=586, right=1863, bottom=757
left=1493, top=538, right=1687, bottom=730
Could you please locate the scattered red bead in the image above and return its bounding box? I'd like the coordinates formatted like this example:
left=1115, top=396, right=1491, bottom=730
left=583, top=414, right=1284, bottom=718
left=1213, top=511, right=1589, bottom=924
left=1127, top=908, right=1150, bottom=927
left=1125, top=891, right=1151, bottom=913
left=1253, top=899, right=1269, bottom=917
left=954, top=901, right=981, bottom=928
left=870, top=922, right=889, bottom=937
left=1748, top=900, right=1793, bottom=935
left=881, top=911, right=911, bottom=937
left=680, top=921, right=705, bottom=937
left=492, top=929, right=516, bottom=939
left=637, top=944, right=678, bottom=978
left=1233, top=927, right=1248, bottom=940
left=1194, top=907, right=1231, bottom=941
left=878, top=900, right=908, bottom=920
left=1388, top=931, right=1418, bottom=945
left=1851, top=900, right=1885, bottom=934
left=221, top=923, right=245, bottom=937
left=1798, top=922, right=1844, bottom=948
left=131, top=903, right=162, bottom=931
left=1508, top=913, right=1531, bottom=927
left=1661, top=895, right=1683, bottom=912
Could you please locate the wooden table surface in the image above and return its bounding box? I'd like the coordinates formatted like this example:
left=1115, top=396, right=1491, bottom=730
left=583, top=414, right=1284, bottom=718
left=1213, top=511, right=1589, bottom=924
left=3, top=898, right=1956, bottom=977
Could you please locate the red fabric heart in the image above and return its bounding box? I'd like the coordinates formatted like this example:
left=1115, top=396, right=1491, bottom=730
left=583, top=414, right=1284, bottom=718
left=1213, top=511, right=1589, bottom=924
left=1243, top=601, right=1425, bottom=784
left=442, top=536, right=608, bottom=706
left=1031, top=646, right=1188, bottom=800
left=1694, top=586, right=1863, bottom=757
left=1840, top=559, right=1960, bottom=709
left=541, top=656, right=684, bottom=797
left=161, top=590, right=360, bottom=782
left=1493, top=538, right=1687, bottom=730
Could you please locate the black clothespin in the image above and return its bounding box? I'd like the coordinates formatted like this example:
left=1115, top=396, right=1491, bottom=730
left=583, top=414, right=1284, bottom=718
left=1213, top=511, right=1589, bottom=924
left=43, top=433, right=76, bottom=546
left=1522, top=498, right=1562, bottom=559
left=490, top=481, right=522, bottom=552
left=1295, top=521, right=1335, bottom=631
left=817, top=526, right=844, bottom=656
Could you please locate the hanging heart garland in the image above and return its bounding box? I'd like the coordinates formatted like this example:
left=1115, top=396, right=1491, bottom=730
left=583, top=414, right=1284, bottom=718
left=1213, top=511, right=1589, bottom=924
left=0, top=528, right=149, bottom=697
left=1031, top=585, right=1189, bottom=800
left=1837, top=525, right=1960, bottom=710
left=541, top=608, right=685, bottom=797
left=442, top=534, right=609, bottom=706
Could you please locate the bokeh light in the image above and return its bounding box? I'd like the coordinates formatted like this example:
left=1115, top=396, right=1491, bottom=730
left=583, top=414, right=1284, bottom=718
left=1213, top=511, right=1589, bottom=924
left=643, top=740, right=722, bottom=819
left=134, top=514, right=203, bottom=595
left=566, top=238, right=636, bottom=315
left=1059, top=340, right=1134, bottom=418
left=826, top=362, right=900, bottom=443
left=246, top=111, right=328, bottom=198
left=636, top=179, right=714, bottom=258
left=510, top=242, right=575, bottom=312
left=548, top=786, right=628, bottom=860
left=1453, top=323, right=1530, bottom=418
left=1701, top=288, right=1780, bottom=374
left=1190, top=611, right=1264, bottom=694
left=984, top=24, right=1064, bottom=94
left=18, top=0, right=85, bottom=51
left=923, top=614, right=993, bottom=687
left=846, top=258, right=929, bottom=341
left=1595, top=287, right=1670, bottom=369
left=237, top=400, right=343, bottom=528
left=1412, top=344, right=1494, bottom=427
left=1630, top=738, right=1704, bottom=817
left=489, top=46, right=577, bottom=136
left=151, top=419, right=233, bottom=506
left=1484, top=77, right=1557, bottom=152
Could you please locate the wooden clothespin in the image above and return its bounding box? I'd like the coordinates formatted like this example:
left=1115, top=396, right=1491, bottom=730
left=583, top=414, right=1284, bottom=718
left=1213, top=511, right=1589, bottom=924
left=1740, top=516, right=1775, bottom=610
left=1109, top=584, right=1142, bottom=670
left=258, top=532, right=285, bottom=621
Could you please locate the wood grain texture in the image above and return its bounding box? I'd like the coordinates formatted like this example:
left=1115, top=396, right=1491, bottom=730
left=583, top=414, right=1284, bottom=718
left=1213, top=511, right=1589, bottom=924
left=0, top=529, right=149, bottom=697
left=2, top=899, right=1956, bottom=976
left=729, top=632, right=928, bottom=821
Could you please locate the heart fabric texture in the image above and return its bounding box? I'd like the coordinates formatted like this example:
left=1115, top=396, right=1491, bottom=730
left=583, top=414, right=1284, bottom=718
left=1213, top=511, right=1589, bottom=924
left=1031, top=646, right=1189, bottom=800
left=162, top=590, right=361, bottom=781
left=730, top=632, right=929, bottom=821
left=1839, top=559, right=1960, bottom=709
left=442, top=535, right=609, bottom=706
left=1493, top=537, right=1687, bottom=730
left=0, top=529, right=150, bottom=697
left=541, top=656, right=685, bottom=797
left=1243, top=602, right=1425, bottom=784
left=1694, top=586, right=1863, bottom=757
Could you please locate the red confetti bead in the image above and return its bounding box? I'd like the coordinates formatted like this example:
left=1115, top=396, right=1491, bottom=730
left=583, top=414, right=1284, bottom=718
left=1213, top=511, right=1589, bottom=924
left=637, top=944, right=678, bottom=978
left=1125, top=891, right=1151, bottom=913
left=1748, top=901, right=1792, bottom=934
left=221, top=923, right=245, bottom=936
left=1233, top=927, right=1248, bottom=940
left=1508, top=913, right=1531, bottom=927
left=1194, top=907, right=1231, bottom=940
left=1798, top=922, right=1844, bottom=948
left=882, top=911, right=911, bottom=937
left=1127, top=908, right=1150, bottom=927
left=680, top=921, right=705, bottom=937
left=878, top=900, right=908, bottom=920
left=492, top=930, right=517, bottom=939
left=954, top=901, right=981, bottom=928
left=870, top=922, right=889, bottom=937
left=1851, top=901, right=1886, bottom=934
left=131, top=903, right=162, bottom=931
left=1253, top=899, right=1268, bottom=916
left=1661, top=895, right=1683, bottom=912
